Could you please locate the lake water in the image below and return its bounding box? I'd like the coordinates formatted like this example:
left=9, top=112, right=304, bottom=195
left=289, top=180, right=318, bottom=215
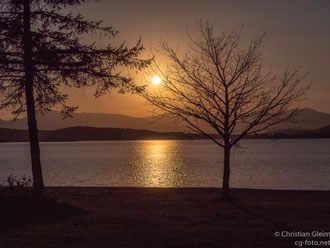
left=0, top=139, right=329, bottom=190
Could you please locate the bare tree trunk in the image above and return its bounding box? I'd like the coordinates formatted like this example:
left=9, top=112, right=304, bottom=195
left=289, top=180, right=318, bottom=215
left=222, top=83, right=231, bottom=200
left=23, top=0, right=44, bottom=193
left=222, top=145, right=231, bottom=199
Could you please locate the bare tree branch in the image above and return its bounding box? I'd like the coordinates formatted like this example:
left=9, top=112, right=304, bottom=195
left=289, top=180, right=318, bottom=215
left=141, top=20, right=310, bottom=199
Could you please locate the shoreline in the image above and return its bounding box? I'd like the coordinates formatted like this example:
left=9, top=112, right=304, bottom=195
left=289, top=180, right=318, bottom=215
left=2, top=137, right=330, bottom=143
left=44, top=186, right=330, bottom=192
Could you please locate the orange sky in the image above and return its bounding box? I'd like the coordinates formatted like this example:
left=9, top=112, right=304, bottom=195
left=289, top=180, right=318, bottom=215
left=1, top=0, right=329, bottom=120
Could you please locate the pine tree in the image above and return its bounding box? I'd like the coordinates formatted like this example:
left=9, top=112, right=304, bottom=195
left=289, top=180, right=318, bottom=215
left=0, top=0, right=151, bottom=193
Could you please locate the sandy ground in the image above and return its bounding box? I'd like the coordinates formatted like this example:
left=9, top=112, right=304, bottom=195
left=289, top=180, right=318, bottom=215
left=1, top=187, right=330, bottom=248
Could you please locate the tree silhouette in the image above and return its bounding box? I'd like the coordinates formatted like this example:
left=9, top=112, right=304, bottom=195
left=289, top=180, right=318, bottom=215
left=0, top=0, right=151, bottom=193
left=143, top=21, right=309, bottom=200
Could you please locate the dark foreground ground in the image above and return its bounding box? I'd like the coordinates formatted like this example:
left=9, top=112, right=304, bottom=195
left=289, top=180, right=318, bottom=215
left=1, top=187, right=330, bottom=248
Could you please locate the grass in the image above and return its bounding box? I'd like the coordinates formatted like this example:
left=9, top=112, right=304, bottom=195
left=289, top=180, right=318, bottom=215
left=0, top=186, right=84, bottom=235
left=1, top=187, right=329, bottom=247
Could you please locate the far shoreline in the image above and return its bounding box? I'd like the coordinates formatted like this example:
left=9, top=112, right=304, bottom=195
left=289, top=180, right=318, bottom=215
left=1, top=125, right=330, bottom=142
left=1, top=137, right=330, bottom=143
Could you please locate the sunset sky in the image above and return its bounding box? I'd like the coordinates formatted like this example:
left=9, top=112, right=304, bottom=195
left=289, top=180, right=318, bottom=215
left=1, top=0, right=329, bottom=120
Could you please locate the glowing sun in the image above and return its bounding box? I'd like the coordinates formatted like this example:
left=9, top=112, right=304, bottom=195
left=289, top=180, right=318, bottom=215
left=152, top=76, right=161, bottom=85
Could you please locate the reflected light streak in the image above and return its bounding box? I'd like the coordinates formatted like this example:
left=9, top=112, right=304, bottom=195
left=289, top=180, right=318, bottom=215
left=138, top=140, right=178, bottom=187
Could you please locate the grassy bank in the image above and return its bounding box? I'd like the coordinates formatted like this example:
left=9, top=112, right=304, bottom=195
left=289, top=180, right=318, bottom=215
left=1, top=187, right=330, bottom=247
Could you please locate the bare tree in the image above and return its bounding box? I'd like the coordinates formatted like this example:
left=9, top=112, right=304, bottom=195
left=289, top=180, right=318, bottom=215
left=142, top=21, right=309, bottom=200
left=0, top=0, right=151, bottom=193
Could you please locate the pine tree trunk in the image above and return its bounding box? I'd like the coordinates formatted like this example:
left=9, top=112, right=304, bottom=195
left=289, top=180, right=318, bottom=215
left=23, top=0, right=44, bottom=193
left=222, top=145, right=231, bottom=200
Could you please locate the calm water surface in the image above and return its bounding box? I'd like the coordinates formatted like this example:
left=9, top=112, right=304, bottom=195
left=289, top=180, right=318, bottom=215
left=0, top=139, right=329, bottom=190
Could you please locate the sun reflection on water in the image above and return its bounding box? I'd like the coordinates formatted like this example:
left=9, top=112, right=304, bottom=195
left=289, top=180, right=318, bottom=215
left=130, top=140, right=185, bottom=187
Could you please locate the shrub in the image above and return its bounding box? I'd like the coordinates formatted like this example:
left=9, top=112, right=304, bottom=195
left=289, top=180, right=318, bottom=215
left=0, top=175, right=85, bottom=234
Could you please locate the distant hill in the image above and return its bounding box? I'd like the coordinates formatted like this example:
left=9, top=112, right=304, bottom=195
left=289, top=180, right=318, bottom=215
left=0, top=108, right=329, bottom=132
left=0, top=111, right=186, bottom=132
left=0, top=127, right=196, bottom=142
left=272, top=108, right=330, bottom=131
left=265, top=125, right=330, bottom=139
left=1, top=124, right=329, bottom=143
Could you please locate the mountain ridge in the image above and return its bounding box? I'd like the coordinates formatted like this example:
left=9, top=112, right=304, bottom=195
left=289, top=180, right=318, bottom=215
left=1, top=125, right=330, bottom=142
left=0, top=108, right=330, bottom=132
left=0, top=126, right=195, bottom=142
